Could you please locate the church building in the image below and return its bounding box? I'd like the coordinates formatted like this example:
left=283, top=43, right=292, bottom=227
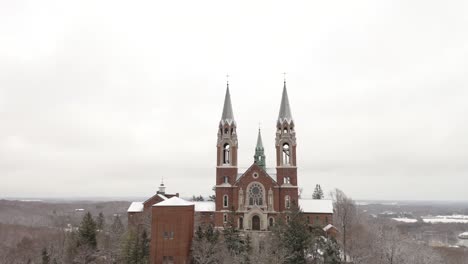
left=128, top=80, right=335, bottom=264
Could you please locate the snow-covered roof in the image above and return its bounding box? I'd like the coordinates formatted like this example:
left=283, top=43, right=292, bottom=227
left=127, top=202, right=144, bottom=212
left=153, top=196, right=194, bottom=207
left=193, top=201, right=215, bottom=212
left=265, top=168, right=277, bottom=177
left=216, top=183, right=232, bottom=187
left=157, top=194, right=168, bottom=200
left=299, top=199, right=333, bottom=214
left=323, top=224, right=336, bottom=232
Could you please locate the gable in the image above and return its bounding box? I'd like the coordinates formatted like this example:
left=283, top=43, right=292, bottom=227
left=235, top=163, right=278, bottom=187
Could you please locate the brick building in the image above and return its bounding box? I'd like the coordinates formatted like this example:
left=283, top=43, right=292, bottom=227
left=128, top=80, right=335, bottom=264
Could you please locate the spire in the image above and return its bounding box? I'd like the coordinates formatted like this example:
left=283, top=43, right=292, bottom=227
left=254, top=128, right=266, bottom=170
left=256, top=128, right=264, bottom=150
left=278, top=80, right=293, bottom=124
left=220, top=83, right=235, bottom=125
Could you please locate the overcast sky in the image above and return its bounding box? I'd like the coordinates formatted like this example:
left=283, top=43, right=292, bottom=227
left=1, top=0, right=467, bottom=200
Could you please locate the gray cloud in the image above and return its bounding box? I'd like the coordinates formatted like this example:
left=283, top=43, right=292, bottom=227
left=1, top=0, right=467, bottom=200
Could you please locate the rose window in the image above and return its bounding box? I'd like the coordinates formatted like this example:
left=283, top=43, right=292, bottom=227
left=248, top=183, right=263, bottom=206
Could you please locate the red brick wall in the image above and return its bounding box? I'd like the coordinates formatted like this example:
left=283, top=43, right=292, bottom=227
left=303, top=213, right=333, bottom=227
left=150, top=205, right=194, bottom=264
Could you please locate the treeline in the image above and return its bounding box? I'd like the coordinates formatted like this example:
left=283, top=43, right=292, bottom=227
left=2, top=212, right=148, bottom=264
left=332, top=189, right=447, bottom=264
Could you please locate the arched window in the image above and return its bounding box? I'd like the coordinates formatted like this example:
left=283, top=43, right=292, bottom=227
left=282, top=143, right=290, bottom=165
left=286, top=215, right=290, bottom=223
left=269, top=217, right=274, bottom=227
left=223, top=143, right=230, bottom=164
left=284, top=176, right=290, bottom=184
left=223, top=176, right=229, bottom=183
left=283, top=126, right=288, bottom=134
left=223, top=213, right=228, bottom=223
left=223, top=195, right=228, bottom=207
left=285, top=195, right=291, bottom=209
left=248, top=183, right=264, bottom=206
left=239, top=217, right=244, bottom=229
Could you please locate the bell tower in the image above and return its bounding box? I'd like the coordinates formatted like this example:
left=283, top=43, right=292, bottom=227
left=275, top=80, right=298, bottom=210
left=216, top=82, right=238, bottom=185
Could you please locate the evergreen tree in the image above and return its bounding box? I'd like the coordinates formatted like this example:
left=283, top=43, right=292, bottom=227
left=272, top=202, right=312, bottom=264
left=121, top=230, right=139, bottom=264
left=41, top=248, right=50, bottom=264
left=78, top=211, right=97, bottom=249
left=192, top=195, right=205, bottom=201
left=140, top=230, right=150, bottom=264
left=192, top=225, right=223, bottom=264
left=312, top=184, right=324, bottom=199
left=96, top=212, right=105, bottom=231
left=208, top=195, right=216, bottom=201
left=322, top=237, right=341, bottom=264
left=111, top=214, right=125, bottom=236
left=223, top=208, right=245, bottom=255
left=222, top=207, right=251, bottom=262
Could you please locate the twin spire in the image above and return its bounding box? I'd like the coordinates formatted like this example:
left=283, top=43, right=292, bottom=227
left=220, top=79, right=294, bottom=126
left=219, top=78, right=293, bottom=168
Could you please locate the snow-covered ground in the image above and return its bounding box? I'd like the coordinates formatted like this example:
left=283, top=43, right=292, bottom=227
left=423, top=215, right=468, bottom=224
left=392, top=217, right=417, bottom=223
left=392, top=215, right=468, bottom=224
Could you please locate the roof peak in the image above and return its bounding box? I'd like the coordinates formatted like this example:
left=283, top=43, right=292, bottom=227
left=256, top=128, right=264, bottom=149
left=278, top=81, right=293, bottom=123
left=221, top=84, right=235, bottom=125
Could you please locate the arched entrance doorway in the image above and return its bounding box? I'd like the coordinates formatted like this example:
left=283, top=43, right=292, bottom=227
left=252, top=215, right=260, bottom=231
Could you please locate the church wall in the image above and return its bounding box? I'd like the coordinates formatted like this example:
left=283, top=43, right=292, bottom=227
left=216, top=167, right=237, bottom=185
left=150, top=205, right=194, bottom=264
left=278, top=187, right=299, bottom=212
left=304, top=213, right=333, bottom=227
left=194, top=212, right=215, bottom=229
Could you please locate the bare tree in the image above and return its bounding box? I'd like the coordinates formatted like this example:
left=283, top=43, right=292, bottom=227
left=331, top=188, right=357, bottom=262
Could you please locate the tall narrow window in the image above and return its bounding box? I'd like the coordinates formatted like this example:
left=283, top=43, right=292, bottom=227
left=224, top=176, right=229, bottom=183
left=223, top=143, right=230, bottom=164
left=282, top=143, right=290, bottom=165
left=223, top=213, right=228, bottom=223
left=284, top=176, right=290, bottom=184
left=239, top=217, right=244, bottom=229
left=223, top=195, right=228, bottom=207
left=285, top=195, right=291, bottom=209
